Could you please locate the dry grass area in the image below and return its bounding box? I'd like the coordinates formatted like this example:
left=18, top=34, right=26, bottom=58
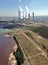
left=16, top=32, right=41, bottom=58
left=29, top=54, right=48, bottom=65
left=26, top=23, right=43, bottom=27
left=15, top=30, right=48, bottom=65
left=25, top=30, right=48, bottom=52
left=8, top=28, right=48, bottom=65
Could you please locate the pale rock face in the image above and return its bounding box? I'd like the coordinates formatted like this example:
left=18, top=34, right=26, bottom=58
left=13, top=45, right=18, bottom=52
left=7, top=53, right=17, bottom=65
left=7, top=44, right=18, bottom=65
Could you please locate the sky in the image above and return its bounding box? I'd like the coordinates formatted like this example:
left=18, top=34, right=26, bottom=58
left=0, top=0, right=48, bottom=17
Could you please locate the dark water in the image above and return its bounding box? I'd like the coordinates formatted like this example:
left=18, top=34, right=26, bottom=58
left=0, top=35, right=16, bottom=65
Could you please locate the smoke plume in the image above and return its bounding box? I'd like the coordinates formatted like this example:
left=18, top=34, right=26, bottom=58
left=19, top=6, right=23, bottom=19
left=25, top=6, right=29, bottom=18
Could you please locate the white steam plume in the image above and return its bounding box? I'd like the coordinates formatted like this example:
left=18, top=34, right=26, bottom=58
left=25, top=6, right=29, bottom=13
left=19, top=5, right=23, bottom=12
left=19, top=6, right=23, bottom=19
left=25, top=6, right=29, bottom=18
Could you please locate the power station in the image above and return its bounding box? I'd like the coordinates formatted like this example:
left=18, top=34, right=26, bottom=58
left=18, top=7, right=34, bottom=22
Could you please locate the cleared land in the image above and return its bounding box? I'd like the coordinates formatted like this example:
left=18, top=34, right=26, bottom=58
left=32, top=26, right=48, bottom=39
left=19, top=23, right=48, bottom=39
left=24, top=25, right=48, bottom=39
left=16, top=29, right=48, bottom=65
left=25, top=30, right=48, bottom=52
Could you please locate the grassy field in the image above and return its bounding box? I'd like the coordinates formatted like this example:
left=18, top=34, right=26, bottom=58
left=32, top=26, right=48, bottom=39
left=15, top=31, right=48, bottom=65
left=25, top=31, right=48, bottom=52
left=16, top=33, right=41, bottom=57
left=29, top=54, right=48, bottom=65
left=24, top=26, right=48, bottom=39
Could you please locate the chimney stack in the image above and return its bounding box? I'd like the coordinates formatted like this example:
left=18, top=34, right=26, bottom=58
left=32, top=12, right=34, bottom=21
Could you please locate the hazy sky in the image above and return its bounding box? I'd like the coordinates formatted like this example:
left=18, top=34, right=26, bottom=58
left=0, top=0, right=48, bottom=16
